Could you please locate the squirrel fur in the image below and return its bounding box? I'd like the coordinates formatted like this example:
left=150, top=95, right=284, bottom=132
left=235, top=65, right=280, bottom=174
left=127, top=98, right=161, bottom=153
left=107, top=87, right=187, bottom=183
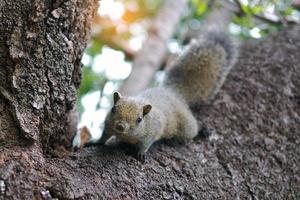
left=81, top=31, right=238, bottom=160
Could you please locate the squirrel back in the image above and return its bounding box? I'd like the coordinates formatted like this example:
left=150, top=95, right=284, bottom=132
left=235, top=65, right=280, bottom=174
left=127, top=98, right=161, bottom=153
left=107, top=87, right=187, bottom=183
left=163, top=31, right=238, bottom=105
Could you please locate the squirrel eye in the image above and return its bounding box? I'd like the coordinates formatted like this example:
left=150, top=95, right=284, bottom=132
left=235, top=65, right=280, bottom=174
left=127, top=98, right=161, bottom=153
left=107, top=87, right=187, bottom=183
left=111, top=107, right=116, bottom=114
left=137, top=117, right=142, bottom=124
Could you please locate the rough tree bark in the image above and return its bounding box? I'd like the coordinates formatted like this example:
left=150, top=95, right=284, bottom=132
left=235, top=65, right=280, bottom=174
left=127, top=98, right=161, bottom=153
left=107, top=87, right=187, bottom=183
left=0, top=0, right=98, bottom=199
left=0, top=0, right=98, bottom=152
left=1, top=22, right=299, bottom=199
left=119, top=0, right=188, bottom=96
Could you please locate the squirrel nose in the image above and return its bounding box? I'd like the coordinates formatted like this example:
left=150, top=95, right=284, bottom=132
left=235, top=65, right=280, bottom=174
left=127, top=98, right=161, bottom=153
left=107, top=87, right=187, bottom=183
left=115, top=123, right=125, bottom=132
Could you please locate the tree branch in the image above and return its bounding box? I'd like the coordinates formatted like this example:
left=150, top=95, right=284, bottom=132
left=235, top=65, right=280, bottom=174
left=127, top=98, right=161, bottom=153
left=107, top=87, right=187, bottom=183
left=224, top=0, right=299, bottom=25
left=119, top=0, right=188, bottom=96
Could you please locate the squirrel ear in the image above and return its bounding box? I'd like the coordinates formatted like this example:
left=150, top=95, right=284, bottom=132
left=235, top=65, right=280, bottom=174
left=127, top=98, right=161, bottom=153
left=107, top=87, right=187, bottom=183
left=113, top=92, right=121, bottom=104
left=143, top=104, right=152, bottom=116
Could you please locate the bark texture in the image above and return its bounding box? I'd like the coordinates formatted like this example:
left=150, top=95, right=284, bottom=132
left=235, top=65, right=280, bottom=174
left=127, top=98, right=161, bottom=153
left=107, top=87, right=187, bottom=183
left=1, top=25, right=300, bottom=199
left=0, top=0, right=98, bottom=153
left=119, top=0, right=188, bottom=96
left=0, top=0, right=98, bottom=198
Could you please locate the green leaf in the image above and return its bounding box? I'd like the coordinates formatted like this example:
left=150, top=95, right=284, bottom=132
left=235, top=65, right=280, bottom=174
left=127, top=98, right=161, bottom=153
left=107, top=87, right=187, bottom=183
left=78, top=67, right=106, bottom=98
left=197, top=1, right=207, bottom=15
left=86, top=40, right=103, bottom=57
left=251, top=5, right=263, bottom=14
left=241, top=4, right=252, bottom=15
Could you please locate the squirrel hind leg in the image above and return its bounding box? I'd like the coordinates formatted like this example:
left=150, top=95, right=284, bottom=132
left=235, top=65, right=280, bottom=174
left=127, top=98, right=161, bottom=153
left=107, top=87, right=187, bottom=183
left=177, top=112, right=199, bottom=139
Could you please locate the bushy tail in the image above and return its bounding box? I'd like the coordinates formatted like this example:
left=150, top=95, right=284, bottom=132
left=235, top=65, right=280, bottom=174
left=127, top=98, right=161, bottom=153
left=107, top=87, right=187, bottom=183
left=163, top=31, right=238, bottom=105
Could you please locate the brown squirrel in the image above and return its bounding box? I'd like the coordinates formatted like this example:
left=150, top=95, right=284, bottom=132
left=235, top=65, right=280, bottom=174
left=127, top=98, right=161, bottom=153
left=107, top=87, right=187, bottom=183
left=73, top=31, right=238, bottom=161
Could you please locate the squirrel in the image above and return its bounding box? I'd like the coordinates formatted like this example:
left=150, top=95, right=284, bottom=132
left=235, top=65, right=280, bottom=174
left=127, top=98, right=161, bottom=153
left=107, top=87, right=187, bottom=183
left=73, top=31, right=238, bottom=161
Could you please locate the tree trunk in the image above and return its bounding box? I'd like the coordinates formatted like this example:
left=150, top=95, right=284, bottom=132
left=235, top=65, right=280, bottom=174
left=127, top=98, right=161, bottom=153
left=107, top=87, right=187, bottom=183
left=119, top=0, right=188, bottom=96
left=0, top=0, right=97, bottom=199
left=0, top=0, right=98, bottom=152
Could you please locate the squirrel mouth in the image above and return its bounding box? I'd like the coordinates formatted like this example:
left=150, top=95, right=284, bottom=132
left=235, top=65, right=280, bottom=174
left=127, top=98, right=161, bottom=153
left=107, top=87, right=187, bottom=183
left=114, top=129, right=128, bottom=135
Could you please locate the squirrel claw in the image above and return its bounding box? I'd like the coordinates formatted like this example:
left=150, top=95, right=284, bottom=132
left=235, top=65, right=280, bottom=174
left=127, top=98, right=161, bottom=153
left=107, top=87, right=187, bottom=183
left=196, top=126, right=212, bottom=140
left=136, top=152, right=147, bottom=163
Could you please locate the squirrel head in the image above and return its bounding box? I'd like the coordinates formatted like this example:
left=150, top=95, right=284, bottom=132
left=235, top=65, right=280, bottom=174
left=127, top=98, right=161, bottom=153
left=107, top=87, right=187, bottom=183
left=107, top=92, right=152, bottom=137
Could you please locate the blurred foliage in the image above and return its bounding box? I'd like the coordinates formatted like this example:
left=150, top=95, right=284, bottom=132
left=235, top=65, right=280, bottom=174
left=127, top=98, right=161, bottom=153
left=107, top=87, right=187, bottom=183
left=77, top=0, right=300, bottom=118
left=85, top=0, right=162, bottom=59
left=77, top=67, right=107, bottom=114
left=78, top=67, right=106, bottom=98
left=230, top=0, right=299, bottom=38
